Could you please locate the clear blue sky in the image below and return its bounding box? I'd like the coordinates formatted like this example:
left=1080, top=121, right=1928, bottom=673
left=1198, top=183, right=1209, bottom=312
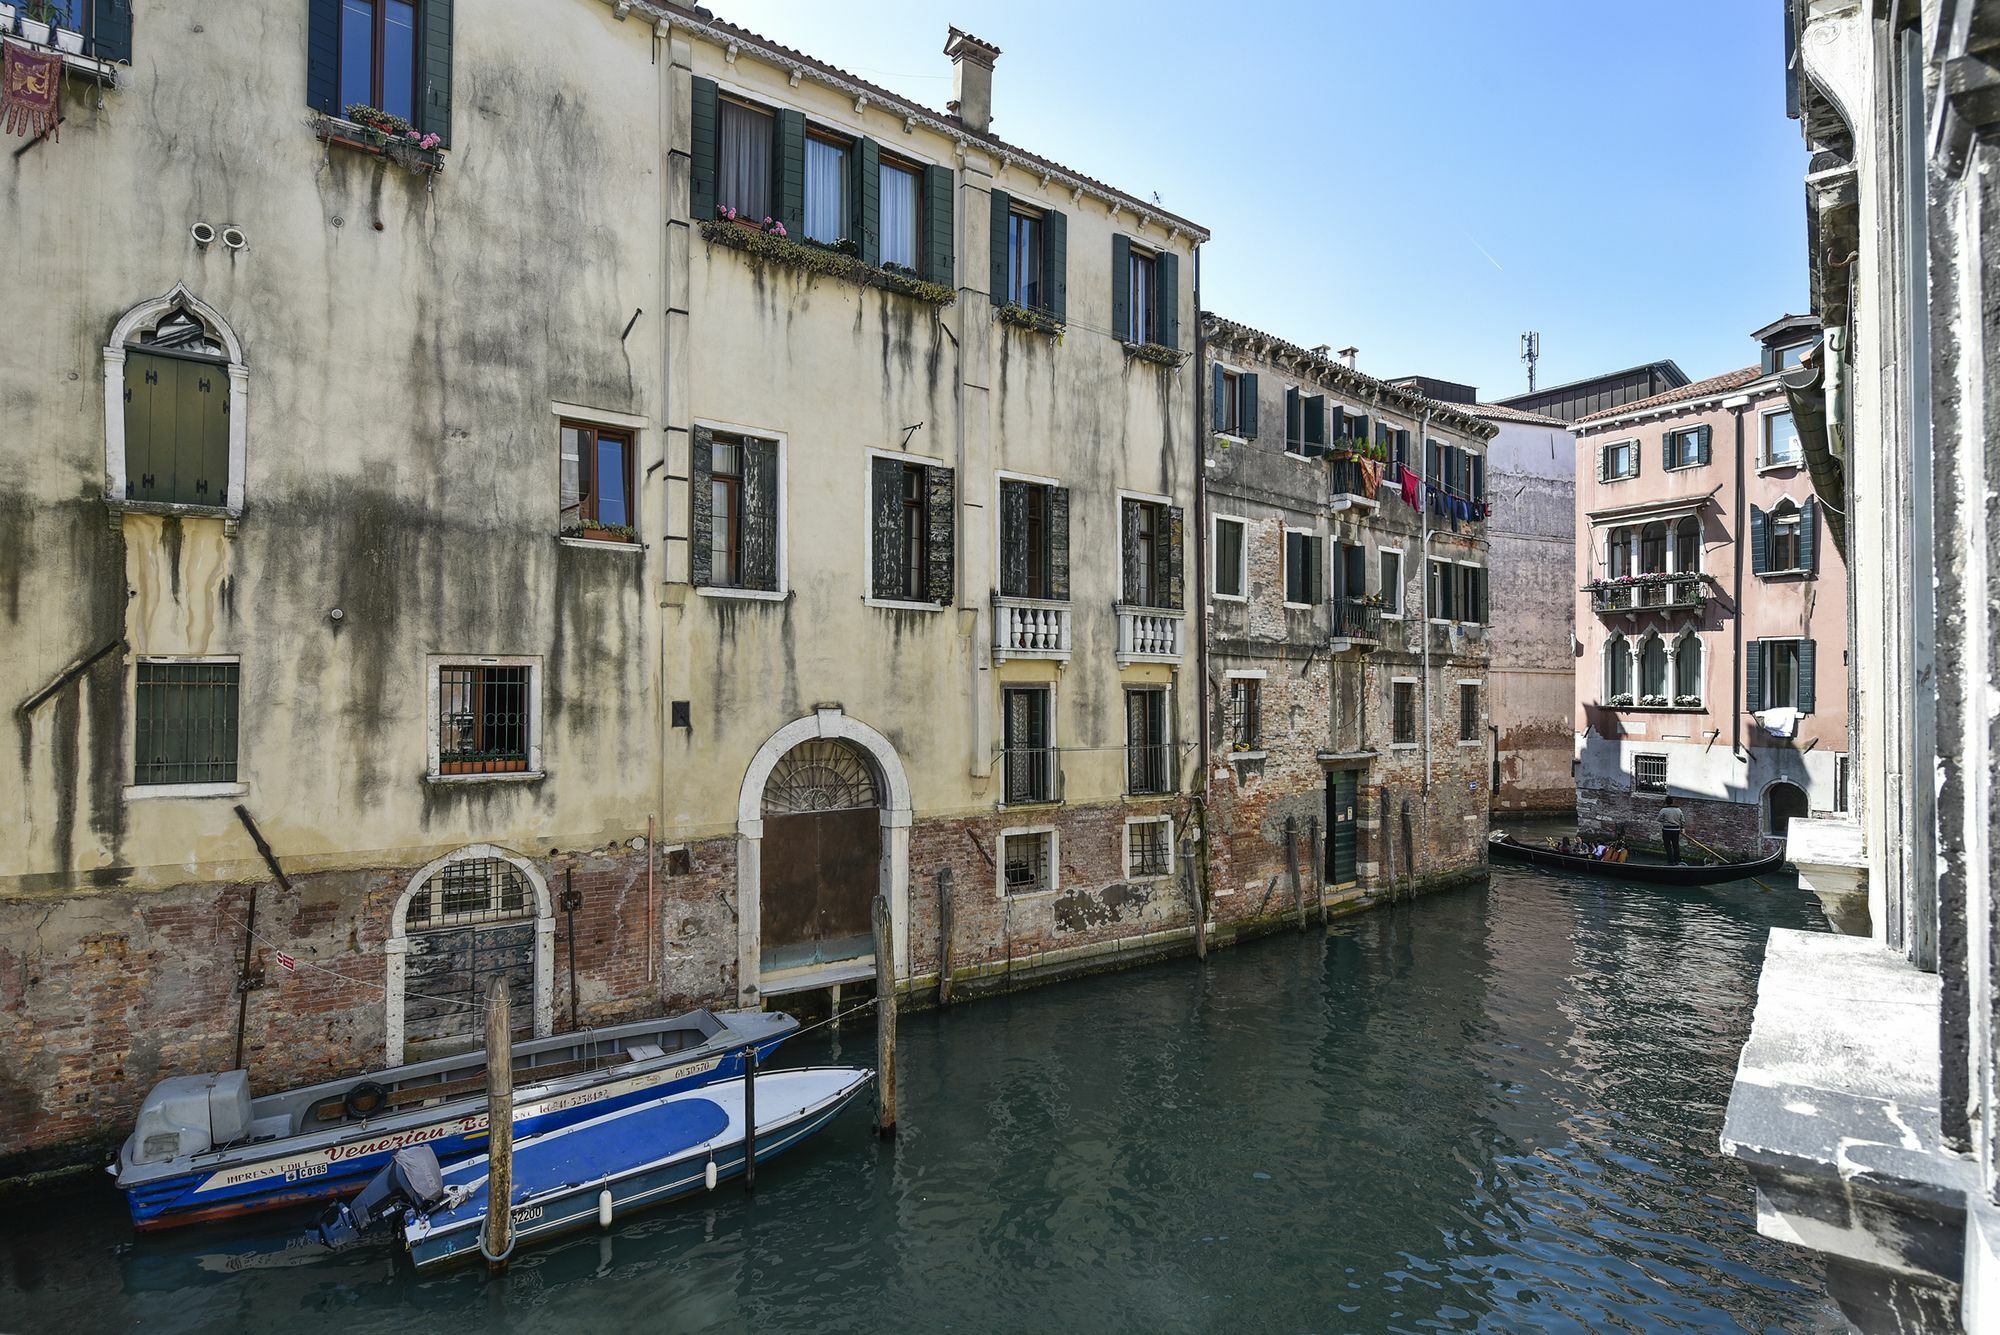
left=717, top=1, right=1808, bottom=399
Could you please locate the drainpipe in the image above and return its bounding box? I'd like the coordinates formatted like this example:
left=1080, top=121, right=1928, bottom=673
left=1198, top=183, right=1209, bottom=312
left=1418, top=407, right=1433, bottom=792
left=1192, top=248, right=1210, bottom=781
left=1729, top=401, right=1747, bottom=761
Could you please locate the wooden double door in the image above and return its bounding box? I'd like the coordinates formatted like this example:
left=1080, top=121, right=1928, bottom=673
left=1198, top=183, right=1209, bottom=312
left=760, top=806, right=880, bottom=972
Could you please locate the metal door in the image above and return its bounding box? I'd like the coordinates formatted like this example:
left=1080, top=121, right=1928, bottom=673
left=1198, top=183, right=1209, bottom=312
left=760, top=808, right=881, bottom=971
left=1327, top=771, right=1359, bottom=885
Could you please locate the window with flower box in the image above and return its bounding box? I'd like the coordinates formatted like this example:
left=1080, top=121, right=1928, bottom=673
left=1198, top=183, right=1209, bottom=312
left=558, top=422, right=635, bottom=542
left=431, top=660, right=537, bottom=778
left=1111, top=233, right=1179, bottom=351
left=308, top=0, right=452, bottom=147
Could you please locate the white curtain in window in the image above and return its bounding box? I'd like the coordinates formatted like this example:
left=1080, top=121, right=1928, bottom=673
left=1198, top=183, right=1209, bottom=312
left=1676, top=635, right=1702, bottom=698
left=1641, top=637, right=1668, bottom=696
left=718, top=102, right=771, bottom=219
left=880, top=163, right=918, bottom=267
left=1129, top=255, right=1154, bottom=342
left=805, top=138, right=848, bottom=242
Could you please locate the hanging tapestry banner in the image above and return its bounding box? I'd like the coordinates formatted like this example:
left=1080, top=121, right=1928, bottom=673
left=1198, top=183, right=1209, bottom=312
left=2, top=39, right=62, bottom=141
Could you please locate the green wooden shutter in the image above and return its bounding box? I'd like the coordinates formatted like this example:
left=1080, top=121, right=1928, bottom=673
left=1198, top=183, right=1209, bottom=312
left=988, top=189, right=1011, bottom=301
left=998, top=480, right=1028, bottom=596
left=1427, top=439, right=1441, bottom=483
left=1164, top=506, right=1185, bottom=610
left=1048, top=486, right=1071, bottom=601
left=856, top=138, right=880, bottom=268
left=1349, top=412, right=1370, bottom=445
left=1211, top=366, right=1226, bottom=431
left=691, top=78, right=719, bottom=222
left=1697, top=424, right=1713, bottom=465
left=740, top=438, right=780, bottom=591
left=689, top=426, right=714, bottom=586
left=1241, top=374, right=1259, bottom=438
left=306, top=0, right=339, bottom=113
left=1799, top=497, right=1816, bottom=573
left=1395, top=428, right=1411, bottom=467
left=1155, top=252, right=1179, bottom=349
left=1303, top=394, right=1325, bottom=449
left=773, top=109, right=805, bottom=232
left=124, top=352, right=171, bottom=502
left=1662, top=432, right=1674, bottom=471
left=1797, top=639, right=1817, bottom=714
left=1120, top=498, right=1143, bottom=603
left=924, top=466, right=955, bottom=605
left=184, top=361, right=229, bottom=505
left=419, top=0, right=454, bottom=144
left=1110, top=234, right=1131, bottom=342
left=1471, top=454, right=1485, bottom=501
left=93, top=0, right=134, bottom=63
left=1285, top=387, right=1301, bottom=452
left=1043, top=208, right=1067, bottom=322
left=1749, top=505, right=1769, bottom=575
left=1745, top=642, right=1766, bottom=712
left=870, top=457, right=904, bottom=599
left=1596, top=442, right=1608, bottom=484
left=1475, top=567, right=1489, bottom=623
left=923, top=164, right=954, bottom=287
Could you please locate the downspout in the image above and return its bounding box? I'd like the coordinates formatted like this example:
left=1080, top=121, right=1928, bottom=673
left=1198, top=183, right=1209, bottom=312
left=1418, top=407, right=1433, bottom=792
left=1191, top=250, right=1209, bottom=781
left=1730, top=402, right=1747, bottom=760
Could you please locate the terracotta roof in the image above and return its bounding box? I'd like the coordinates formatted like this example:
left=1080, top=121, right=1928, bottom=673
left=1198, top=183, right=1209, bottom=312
left=1574, top=365, right=1766, bottom=424
left=1468, top=402, right=1572, bottom=429
left=659, top=5, right=1209, bottom=240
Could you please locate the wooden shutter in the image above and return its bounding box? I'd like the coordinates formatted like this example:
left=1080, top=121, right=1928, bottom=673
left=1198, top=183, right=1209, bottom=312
left=1303, top=394, right=1326, bottom=450
left=1662, top=432, right=1674, bottom=471
left=924, top=466, right=955, bottom=605
left=420, top=0, right=454, bottom=144
left=1341, top=543, right=1365, bottom=601
left=1285, top=387, right=1301, bottom=452
left=856, top=138, right=880, bottom=268
left=1350, top=412, right=1370, bottom=445
left=689, top=426, right=714, bottom=586
left=1696, top=424, right=1713, bottom=465
left=1155, top=251, right=1179, bottom=349
left=1427, top=439, right=1441, bottom=483
left=988, top=189, right=1011, bottom=301
left=740, top=438, right=780, bottom=591
left=1048, top=486, right=1071, bottom=601
left=923, top=163, right=954, bottom=287
left=1120, top=498, right=1143, bottom=603
left=306, top=0, right=339, bottom=113
left=1327, top=404, right=1345, bottom=448
left=870, top=457, right=905, bottom=599
left=184, top=361, right=229, bottom=505
left=1799, top=497, right=1817, bottom=572
left=1745, top=642, right=1766, bottom=712
left=1241, top=374, right=1259, bottom=438
left=1110, top=234, right=1131, bottom=341
left=93, top=0, right=134, bottom=63
left=691, top=78, right=719, bottom=221
left=1163, top=505, right=1185, bottom=609
left=1474, top=567, right=1489, bottom=623
left=1749, top=505, right=1769, bottom=575
left=124, top=352, right=172, bottom=503
left=1471, top=454, right=1485, bottom=500
left=1211, top=365, right=1227, bottom=431
left=1797, top=639, right=1817, bottom=714
left=998, top=480, right=1029, bottom=597
left=774, top=109, right=806, bottom=233
left=1043, top=209, right=1067, bottom=322
left=1596, top=442, right=1608, bottom=484
left=1395, top=428, right=1411, bottom=467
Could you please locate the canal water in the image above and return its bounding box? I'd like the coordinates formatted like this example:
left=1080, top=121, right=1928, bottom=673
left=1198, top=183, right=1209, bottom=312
left=1, top=858, right=1839, bottom=1334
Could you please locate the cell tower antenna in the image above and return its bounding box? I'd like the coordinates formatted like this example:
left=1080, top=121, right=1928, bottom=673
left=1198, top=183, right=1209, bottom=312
left=1520, top=331, right=1541, bottom=393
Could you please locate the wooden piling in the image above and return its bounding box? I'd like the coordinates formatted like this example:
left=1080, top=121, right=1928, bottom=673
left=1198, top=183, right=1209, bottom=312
left=937, top=867, right=955, bottom=1006
left=1179, top=836, right=1206, bottom=961
left=482, top=978, right=515, bottom=1268
left=1309, top=815, right=1325, bottom=926
left=872, top=894, right=897, bottom=1137
left=1285, top=815, right=1305, bottom=931
left=742, top=1044, right=757, bottom=1193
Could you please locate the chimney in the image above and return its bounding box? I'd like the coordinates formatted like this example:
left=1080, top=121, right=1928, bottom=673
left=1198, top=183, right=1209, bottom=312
left=944, top=27, right=1001, bottom=136
left=1336, top=346, right=1359, bottom=368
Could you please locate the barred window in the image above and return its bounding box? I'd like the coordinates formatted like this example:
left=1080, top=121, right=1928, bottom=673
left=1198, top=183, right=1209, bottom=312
left=134, top=660, right=240, bottom=785
left=1635, top=753, right=1668, bottom=794
left=1001, top=830, right=1054, bottom=896
left=1126, top=818, right=1172, bottom=879
left=437, top=664, right=530, bottom=775
left=405, top=856, right=534, bottom=929
left=1392, top=681, right=1417, bottom=746
left=1126, top=688, right=1171, bottom=795
left=1458, top=683, right=1480, bottom=743
left=1225, top=678, right=1261, bottom=749
left=1002, top=686, right=1054, bottom=805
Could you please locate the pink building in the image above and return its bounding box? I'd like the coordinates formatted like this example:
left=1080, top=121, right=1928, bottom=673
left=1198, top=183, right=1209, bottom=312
left=1570, top=317, right=1849, bottom=857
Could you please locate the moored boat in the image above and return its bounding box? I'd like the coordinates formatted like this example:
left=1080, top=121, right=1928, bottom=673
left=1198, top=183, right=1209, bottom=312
left=114, top=1007, right=797, bottom=1231
left=1488, top=832, right=1787, bottom=886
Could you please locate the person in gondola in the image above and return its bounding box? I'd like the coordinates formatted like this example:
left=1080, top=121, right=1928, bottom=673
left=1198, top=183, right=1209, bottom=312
left=1660, top=801, right=1686, bottom=863
left=1608, top=840, right=1630, bottom=863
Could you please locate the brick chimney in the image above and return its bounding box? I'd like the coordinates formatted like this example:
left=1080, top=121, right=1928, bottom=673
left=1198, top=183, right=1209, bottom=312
left=944, top=28, right=1001, bottom=136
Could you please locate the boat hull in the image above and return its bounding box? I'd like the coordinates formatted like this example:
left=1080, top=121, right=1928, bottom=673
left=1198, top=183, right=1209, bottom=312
left=1488, top=836, right=1787, bottom=886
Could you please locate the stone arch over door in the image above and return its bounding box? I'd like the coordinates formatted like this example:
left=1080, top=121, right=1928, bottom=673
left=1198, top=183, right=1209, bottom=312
left=736, top=709, right=912, bottom=1004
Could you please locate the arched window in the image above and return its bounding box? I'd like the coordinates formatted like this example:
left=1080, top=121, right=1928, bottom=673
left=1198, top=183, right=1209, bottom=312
left=1640, top=634, right=1668, bottom=701
left=104, top=285, right=248, bottom=515
left=1639, top=522, right=1667, bottom=575
left=1769, top=500, right=1803, bottom=571
left=385, top=844, right=553, bottom=1064
left=1673, top=516, right=1701, bottom=573
left=1674, top=631, right=1703, bottom=703
left=1605, top=635, right=1633, bottom=702
left=1765, top=782, right=1809, bottom=838
left=1606, top=527, right=1632, bottom=579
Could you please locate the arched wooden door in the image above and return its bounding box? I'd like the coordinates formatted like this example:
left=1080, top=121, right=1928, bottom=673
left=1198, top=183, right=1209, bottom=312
left=760, top=740, right=882, bottom=972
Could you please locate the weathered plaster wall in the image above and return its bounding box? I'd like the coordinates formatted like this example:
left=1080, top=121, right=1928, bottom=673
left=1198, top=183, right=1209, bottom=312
left=1484, top=418, right=1577, bottom=813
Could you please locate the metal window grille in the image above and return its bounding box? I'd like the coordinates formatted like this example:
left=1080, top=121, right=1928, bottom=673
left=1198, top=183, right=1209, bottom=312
left=1126, top=689, right=1171, bottom=795
left=1834, top=754, right=1851, bottom=814
left=1392, top=683, right=1417, bottom=745
left=438, top=665, right=530, bottom=774
left=1002, top=687, right=1054, bottom=804
left=405, top=857, right=535, bottom=930
left=1002, top=831, right=1052, bottom=895
left=134, top=661, right=239, bottom=785
left=1635, top=754, right=1668, bottom=794
left=1459, top=684, right=1479, bottom=742
left=1226, top=679, right=1261, bottom=749
left=1127, top=820, right=1172, bottom=878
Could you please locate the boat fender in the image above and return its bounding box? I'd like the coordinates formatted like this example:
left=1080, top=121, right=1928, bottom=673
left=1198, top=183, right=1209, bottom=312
left=344, top=1080, right=389, bottom=1120
left=598, top=1187, right=614, bottom=1229
left=705, top=1157, right=717, bottom=1191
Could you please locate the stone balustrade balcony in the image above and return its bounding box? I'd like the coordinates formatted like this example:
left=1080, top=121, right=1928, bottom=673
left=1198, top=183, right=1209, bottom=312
left=992, top=594, right=1072, bottom=663
left=1115, top=604, right=1184, bottom=665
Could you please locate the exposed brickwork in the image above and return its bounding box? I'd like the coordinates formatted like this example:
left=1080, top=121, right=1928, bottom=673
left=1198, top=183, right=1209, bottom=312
left=1577, top=786, right=1767, bottom=861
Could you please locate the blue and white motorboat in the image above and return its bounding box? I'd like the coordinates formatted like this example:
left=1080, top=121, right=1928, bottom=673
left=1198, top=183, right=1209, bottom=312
left=114, top=1007, right=797, bottom=1230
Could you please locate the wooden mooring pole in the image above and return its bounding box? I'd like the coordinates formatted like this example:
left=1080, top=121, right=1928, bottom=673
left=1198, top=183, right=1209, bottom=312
left=872, top=894, right=897, bottom=1137
left=937, top=867, right=955, bottom=1006
left=1309, top=815, right=1325, bottom=927
left=742, top=1043, right=757, bottom=1193
left=1180, top=835, right=1206, bottom=961
left=1285, top=815, right=1305, bottom=931
left=482, top=978, right=515, bottom=1268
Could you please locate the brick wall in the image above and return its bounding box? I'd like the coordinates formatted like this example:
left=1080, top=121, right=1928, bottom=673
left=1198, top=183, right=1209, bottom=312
left=1577, top=785, right=1765, bottom=860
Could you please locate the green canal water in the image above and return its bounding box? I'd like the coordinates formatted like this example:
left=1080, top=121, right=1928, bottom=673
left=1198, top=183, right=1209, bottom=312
left=1, top=859, right=1840, bottom=1334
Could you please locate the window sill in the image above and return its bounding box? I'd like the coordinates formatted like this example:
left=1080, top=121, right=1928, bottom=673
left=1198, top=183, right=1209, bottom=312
left=994, top=303, right=1065, bottom=337
left=996, top=799, right=1063, bottom=814
left=558, top=535, right=642, bottom=552
left=1213, top=592, right=1248, bottom=603
left=1388, top=742, right=1419, bottom=752
left=1755, top=568, right=1812, bottom=579
left=313, top=113, right=447, bottom=173
left=864, top=596, right=947, bottom=612
left=1282, top=602, right=1317, bottom=612
left=1124, top=791, right=1174, bottom=801
left=104, top=496, right=240, bottom=531
left=424, top=770, right=545, bottom=786
left=1212, top=432, right=1248, bottom=448
left=1381, top=612, right=1405, bottom=621
left=1756, top=460, right=1804, bottom=475
left=697, top=586, right=790, bottom=603
left=1123, top=341, right=1187, bottom=369
left=125, top=781, right=246, bottom=802
left=1000, top=887, right=1061, bottom=902
left=1455, top=739, right=1484, bottom=747
left=1600, top=704, right=1707, bottom=713
left=1226, top=750, right=1268, bottom=763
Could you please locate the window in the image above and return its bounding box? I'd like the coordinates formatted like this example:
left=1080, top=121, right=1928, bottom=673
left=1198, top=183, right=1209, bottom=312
left=1458, top=682, right=1480, bottom=743
left=391, top=845, right=548, bottom=1062
left=1285, top=389, right=1329, bottom=456
left=1635, top=753, right=1668, bottom=795
left=1748, top=638, right=1818, bottom=714
left=1599, top=438, right=1638, bottom=481
left=107, top=288, right=245, bottom=515
left=1121, top=499, right=1183, bottom=610
left=339, top=0, right=420, bottom=124
left=1640, top=635, right=1668, bottom=699
left=436, top=664, right=531, bottom=775
left=1000, top=829, right=1055, bottom=896
left=1125, top=817, right=1173, bottom=879
left=1606, top=636, right=1633, bottom=701
left=1675, top=633, right=1703, bottom=702
left=1379, top=549, right=1403, bottom=616
left=1673, top=516, right=1701, bottom=574
left=718, top=98, right=774, bottom=220
left=1284, top=531, right=1322, bottom=606
left=1429, top=561, right=1487, bottom=623
left=1002, top=686, right=1054, bottom=805
left=693, top=428, right=780, bottom=592
left=1391, top=681, right=1418, bottom=746
left=1777, top=341, right=1812, bottom=371
left=1213, top=516, right=1247, bottom=599
left=1834, top=753, right=1851, bottom=814
left=870, top=457, right=954, bottom=604
left=1762, top=410, right=1802, bottom=467
left=558, top=422, right=635, bottom=539
left=1124, top=246, right=1158, bottom=344
left=999, top=479, right=1069, bottom=601
left=1225, top=678, right=1261, bottom=749
left=1126, top=688, right=1170, bottom=795
left=1766, top=639, right=1804, bottom=710
left=1007, top=206, right=1044, bottom=309
left=1665, top=425, right=1709, bottom=470
left=879, top=157, right=923, bottom=270
left=1769, top=502, right=1802, bottom=571
left=1217, top=369, right=1244, bottom=434
left=405, top=855, right=532, bottom=929
left=804, top=131, right=850, bottom=244
left=134, top=660, right=240, bottom=787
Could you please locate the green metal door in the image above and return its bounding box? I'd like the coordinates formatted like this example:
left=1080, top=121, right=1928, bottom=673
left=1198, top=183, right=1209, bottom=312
left=1327, top=771, right=1358, bottom=885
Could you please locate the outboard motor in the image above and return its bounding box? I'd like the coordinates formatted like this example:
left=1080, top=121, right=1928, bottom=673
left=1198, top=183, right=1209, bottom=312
left=315, top=1144, right=446, bottom=1247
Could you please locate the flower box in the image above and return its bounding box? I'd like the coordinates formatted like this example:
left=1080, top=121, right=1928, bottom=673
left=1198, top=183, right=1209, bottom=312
left=697, top=217, right=956, bottom=306
left=1124, top=341, right=1186, bottom=368
left=996, top=303, right=1064, bottom=338
left=564, top=522, right=638, bottom=544
left=314, top=109, right=445, bottom=174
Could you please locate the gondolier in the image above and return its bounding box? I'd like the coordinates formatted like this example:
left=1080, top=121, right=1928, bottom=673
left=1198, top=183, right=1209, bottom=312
left=1660, top=802, right=1686, bottom=864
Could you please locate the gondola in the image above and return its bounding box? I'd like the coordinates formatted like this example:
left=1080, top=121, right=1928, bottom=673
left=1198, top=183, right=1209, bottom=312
left=1487, top=833, right=1787, bottom=886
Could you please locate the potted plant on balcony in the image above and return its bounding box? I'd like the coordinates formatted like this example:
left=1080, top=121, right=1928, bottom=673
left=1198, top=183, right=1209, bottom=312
left=15, top=1, right=52, bottom=45
left=1674, top=694, right=1703, bottom=708
left=563, top=521, right=637, bottom=544
left=1608, top=693, right=1634, bottom=707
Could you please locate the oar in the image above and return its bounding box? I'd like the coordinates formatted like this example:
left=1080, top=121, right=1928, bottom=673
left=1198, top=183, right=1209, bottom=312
left=1684, top=832, right=1775, bottom=893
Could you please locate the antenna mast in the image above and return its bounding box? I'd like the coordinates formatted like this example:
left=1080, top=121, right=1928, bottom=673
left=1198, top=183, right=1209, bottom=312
left=1520, top=331, right=1541, bottom=392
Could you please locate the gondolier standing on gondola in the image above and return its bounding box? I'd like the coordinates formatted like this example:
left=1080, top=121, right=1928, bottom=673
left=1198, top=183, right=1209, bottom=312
left=1660, top=801, right=1686, bottom=863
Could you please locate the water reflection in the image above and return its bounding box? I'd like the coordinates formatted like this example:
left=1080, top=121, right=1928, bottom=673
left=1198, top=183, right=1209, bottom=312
left=2, top=864, right=1840, bottom=1333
